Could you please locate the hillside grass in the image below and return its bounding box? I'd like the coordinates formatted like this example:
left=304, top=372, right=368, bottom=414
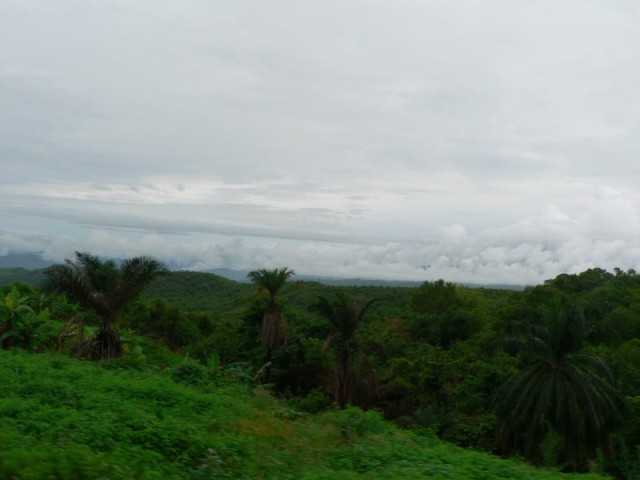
left=0, top=349, right=607, bottom=479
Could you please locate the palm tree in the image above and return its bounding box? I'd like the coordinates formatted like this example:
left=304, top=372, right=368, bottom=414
left=494, top=298, right=629, bottom=471
left=247, top=267, right=295, bottom=354
left=312, top=293, right=374, bottom=409
left=45, top=251, right=167, bottom=360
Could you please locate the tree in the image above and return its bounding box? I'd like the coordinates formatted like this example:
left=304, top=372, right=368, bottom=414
left=494, top=297, right=629, bottom=471
left=312, top=293, right=374, bottom=408
left=544, top=268, right=613, bottom=293
left=410, top=280, right=480, bottom=347
left=247, top=267, right=294, bottom=354
left=45, top=251, right=167, bottom=360
left=410, top=279, right=457, bottom=314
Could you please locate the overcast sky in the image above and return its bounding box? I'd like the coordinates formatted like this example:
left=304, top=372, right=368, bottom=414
left=2, top=1, right=640, bottom=284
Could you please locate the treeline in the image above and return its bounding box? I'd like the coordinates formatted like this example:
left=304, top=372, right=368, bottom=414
left=2, top=254, right=640, bottom=477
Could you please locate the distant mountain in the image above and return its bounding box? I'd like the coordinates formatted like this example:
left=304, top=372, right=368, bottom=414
left=205, top=268, right=526, bottom=290
left=0, top=252, right=53, bottom=269
left=0, top=253, right=526, bottom=290
left=206, top=268, right=252, bottom=283
left=202, top=268, right=423, bottom=286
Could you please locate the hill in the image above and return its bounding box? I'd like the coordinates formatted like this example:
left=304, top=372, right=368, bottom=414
left=0, top=253, right=527, bottom=289
left=0, top=267, right=47, bottom=288
left=144, top=270, right=254, bottom=314
left=142, top=271, right=422, bottom=322
left=0, top=349, right=606, bottom=480
left=0, top=252, right=52, bottom=269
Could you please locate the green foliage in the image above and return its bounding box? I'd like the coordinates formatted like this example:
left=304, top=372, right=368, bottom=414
left=287, top=388, right=333, bottom=414
left=171, top=360, right=211, bottom=386
left=0, top=285, right=58, bottom=351
left=312, top=293, right=374, bottom=408
left=0, top=267, right=47, bottom=288
left=411, top=279, right=458, bottom=314
left=3, top=264, right=640, bottom=476
left=45, top=252, right=167, bottom=359
left=248, top=267, right=295, bottom=302
left=604, top=339, right=640, bottom=397
left=330, top=406, right=390, bottom=440
left=601, top=437, right=640, bottom=480
left=410, top=280, right=483, bottom=347
left=248, top=267, right=295, bottom=351
left=126, top=299, right=219, bottom=350
left=144, top=270, right=252, bottom=314
left=545, top=268, right=614, bottom=293
left=0, top=349, right=255, bottom=479
left=494, top=298, right=629, bottom=471
left=0, top=346, right=609, bottom=479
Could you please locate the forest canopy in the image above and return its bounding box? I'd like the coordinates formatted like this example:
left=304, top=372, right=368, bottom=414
left=2, top=260, right=640, bottom=478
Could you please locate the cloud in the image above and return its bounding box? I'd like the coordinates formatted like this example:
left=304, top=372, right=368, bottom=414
left=2, top=1, right=640, bottom=284
left=3, top=183, right=640, bottom=286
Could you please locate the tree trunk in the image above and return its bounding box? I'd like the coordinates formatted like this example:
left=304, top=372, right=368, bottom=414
left=96, top=316, right=122, bottom=360
left=338, top=349, right=352, bottom=409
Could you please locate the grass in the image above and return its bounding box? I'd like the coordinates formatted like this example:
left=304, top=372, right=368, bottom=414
left=0, top=349, right=608, bottom=479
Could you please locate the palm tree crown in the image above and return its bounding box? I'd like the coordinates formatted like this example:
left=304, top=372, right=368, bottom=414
left=45, top=251, right=167, bottom=359
left=494, top=298, right=629, bottom=471
left=312, top=293, right=374, bottom=408
left=247, top=267, right=294, bottom=350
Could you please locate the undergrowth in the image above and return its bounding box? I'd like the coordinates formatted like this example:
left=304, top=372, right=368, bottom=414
left=0, top=349, right=607, bottom=479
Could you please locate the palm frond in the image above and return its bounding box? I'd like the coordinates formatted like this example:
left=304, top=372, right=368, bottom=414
left=44, top=252, right=167, bottom=360
left=494, top=300, right=629, bottom=470
left=248, top=267, right=294, bottom=351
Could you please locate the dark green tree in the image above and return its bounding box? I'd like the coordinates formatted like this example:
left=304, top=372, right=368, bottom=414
left=247, top=267, right=294, bottom=354
left=410, top=280, right=480, bottom=347
left=45, top=251, right=167, bottom=360
left=312, top=293, right=374, bottom=409
left=494, top=298, right=629, bottom=471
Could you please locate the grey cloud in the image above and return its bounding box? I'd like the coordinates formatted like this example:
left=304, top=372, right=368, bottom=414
left=4, top=191, right=640, bottom=286
left=0, top=193, right=380, bottom=245
left=2, top=1, right=640, bottom=284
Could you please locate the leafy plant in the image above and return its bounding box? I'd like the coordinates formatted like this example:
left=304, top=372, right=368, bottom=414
left=45, top=252, right=167, bottom=359
left=0, top=286, right=54, bottom=351
left=247, top=267, right=295, bottom=352
left=494, top=298, right=629, bottom=471
left=171, top=361, right=211, bottom=386
left=312, top=293, right=374, bottom=409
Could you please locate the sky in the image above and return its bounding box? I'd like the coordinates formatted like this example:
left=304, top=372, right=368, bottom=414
left=2, top=0, right=640, bottom=285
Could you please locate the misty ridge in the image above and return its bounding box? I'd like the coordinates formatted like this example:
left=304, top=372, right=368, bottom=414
left=0, top=251, right=527, bottom=291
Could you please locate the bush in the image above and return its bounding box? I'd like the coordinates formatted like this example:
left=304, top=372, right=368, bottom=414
left=288, top=388, right=333, bottom=414
left=171, top=361, right=210, bottom=386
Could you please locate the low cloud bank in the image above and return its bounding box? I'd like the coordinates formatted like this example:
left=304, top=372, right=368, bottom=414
left=2, top=201, right=639, bottom=286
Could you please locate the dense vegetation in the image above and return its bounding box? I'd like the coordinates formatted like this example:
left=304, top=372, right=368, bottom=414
left=2, top=259, right=640, bottom=478
left=0, top=349, right=605, bottom=480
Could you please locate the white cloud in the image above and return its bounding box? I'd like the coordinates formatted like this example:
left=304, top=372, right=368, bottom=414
left=2, top=1, right=640, bottom=284
left=3, top=182, right=640, bottom=286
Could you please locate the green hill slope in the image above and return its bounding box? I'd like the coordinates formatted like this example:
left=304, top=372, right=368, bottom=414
left=144, top=271, right=253, bottom=313
left=0, top=267, right=47, bottom=288
left=143, top=271, right=420, bottom=321
left=0, top=349, right=606, bottom=480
